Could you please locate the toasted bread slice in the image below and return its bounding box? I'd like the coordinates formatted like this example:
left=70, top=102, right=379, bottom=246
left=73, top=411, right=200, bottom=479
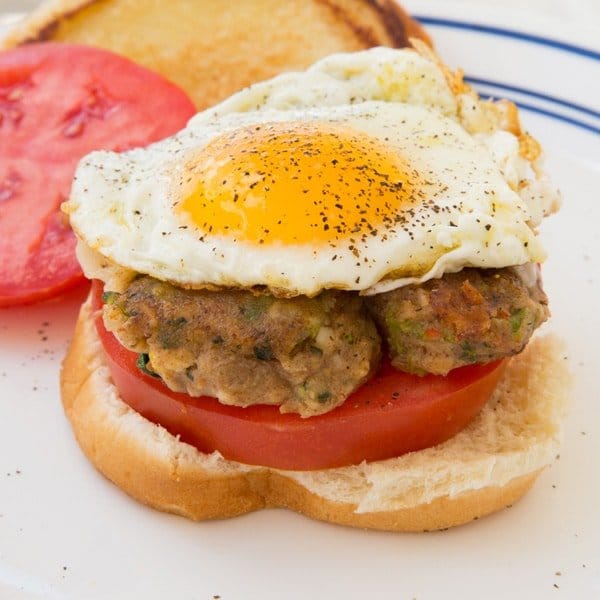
left=2, top=0, right=430, bottom=109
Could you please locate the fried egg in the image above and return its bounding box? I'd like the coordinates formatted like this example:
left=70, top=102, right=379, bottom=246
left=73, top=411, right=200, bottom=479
left=64, top=47, right=558, bottom=296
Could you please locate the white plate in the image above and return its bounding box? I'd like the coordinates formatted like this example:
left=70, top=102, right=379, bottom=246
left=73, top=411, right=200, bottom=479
left=1, top=2, right=599, bottom=599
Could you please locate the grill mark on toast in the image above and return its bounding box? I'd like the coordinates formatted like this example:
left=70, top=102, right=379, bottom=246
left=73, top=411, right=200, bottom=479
left=366, top=0, right=413, bottom=47
left=318, top=0, right=382, bottom=47
left=318, top=0, right=412, bottom=48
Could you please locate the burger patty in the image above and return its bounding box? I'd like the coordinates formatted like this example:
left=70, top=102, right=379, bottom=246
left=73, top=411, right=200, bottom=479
left=103, top=276, right=381, bottom=417
left=366, top=267, right=549, bottom=375
left=102, top=267, right=548, bottom=415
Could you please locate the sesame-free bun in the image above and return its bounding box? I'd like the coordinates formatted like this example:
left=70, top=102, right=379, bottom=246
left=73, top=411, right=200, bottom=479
left=2, top=0, right=430, bottom=109
left=60, top=296, right=569, bottom=531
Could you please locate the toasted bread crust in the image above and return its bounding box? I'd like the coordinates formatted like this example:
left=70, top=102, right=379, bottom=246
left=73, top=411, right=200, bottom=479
left=60, top=297, right=567, bottom=531
left=2, top=0, right=431, bottom=109
left=3, top=0, right=430, bottom=47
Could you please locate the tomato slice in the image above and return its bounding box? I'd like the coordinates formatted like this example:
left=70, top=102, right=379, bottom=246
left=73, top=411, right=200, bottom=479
left=91, top=281, right=507, bottom=470
left=0, top=43, right=196, bottom=307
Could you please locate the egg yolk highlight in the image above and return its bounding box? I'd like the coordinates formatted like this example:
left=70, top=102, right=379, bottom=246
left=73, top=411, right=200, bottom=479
left=180, top=121, right=416, bottom=246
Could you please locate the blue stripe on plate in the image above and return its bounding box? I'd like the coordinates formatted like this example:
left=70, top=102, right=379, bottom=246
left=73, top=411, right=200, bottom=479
left=476, top=94, right=600, bottom=134
left=415, top=16, right=600, bottom=60
left=517, top=102, right=600, bottom=134
left=465, top=77, right=600, bottom=119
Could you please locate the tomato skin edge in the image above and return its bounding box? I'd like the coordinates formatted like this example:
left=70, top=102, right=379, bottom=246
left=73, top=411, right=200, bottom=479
left=91, top=281, right=507, bottom=471
left=0, top=273, right=88, bottom=308
left=0, top=43, right=197, bottom=308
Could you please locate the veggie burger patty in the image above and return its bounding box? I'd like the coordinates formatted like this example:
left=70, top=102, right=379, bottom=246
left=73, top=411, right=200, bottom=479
left=103, top=267, right=548, bottom=417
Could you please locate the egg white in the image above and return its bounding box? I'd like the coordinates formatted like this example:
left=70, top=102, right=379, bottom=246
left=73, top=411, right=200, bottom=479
left=64, top=47, right=556, bottom=296
left=66, top=109, right=543, bottom=295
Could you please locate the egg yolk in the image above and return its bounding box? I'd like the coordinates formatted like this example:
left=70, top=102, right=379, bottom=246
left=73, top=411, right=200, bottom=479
left=180, top=121, right=417, bottom=246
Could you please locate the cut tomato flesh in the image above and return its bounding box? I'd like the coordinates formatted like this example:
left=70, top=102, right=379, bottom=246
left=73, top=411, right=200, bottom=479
left=92, top=281, right=507, bottom=470
left=0, top=43, right=196, bottom=307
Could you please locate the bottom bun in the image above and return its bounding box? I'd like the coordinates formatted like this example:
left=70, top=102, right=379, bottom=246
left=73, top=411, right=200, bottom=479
left=61, top=296, right=570, bottom=531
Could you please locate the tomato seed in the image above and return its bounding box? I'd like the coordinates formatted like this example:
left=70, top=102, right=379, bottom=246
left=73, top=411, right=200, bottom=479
left=63, top=119, right=85, bottom=138
left=10, top=108, right=23, bottom=122
left=7, top=88, right=23, bottom=102
left=0, top=171, right=22, bottom=202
